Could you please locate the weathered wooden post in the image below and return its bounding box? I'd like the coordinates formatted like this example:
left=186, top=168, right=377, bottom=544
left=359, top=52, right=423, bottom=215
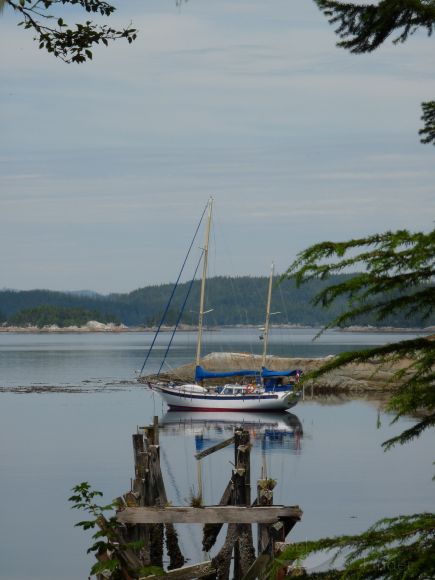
left=233, top=428, right=251, bottom=505
left=127, top=430, right=151, bottom=565
left=232, top=428, right=255, bottom=579
left=257, top=478, right=275, bottom=554
left=203, top=427, right=256, bottom=579
left=200, top=436, right=235, bottom=554
left=147, top=416, right=184, bottom=570
left=122, top=417, right=184, bottom=571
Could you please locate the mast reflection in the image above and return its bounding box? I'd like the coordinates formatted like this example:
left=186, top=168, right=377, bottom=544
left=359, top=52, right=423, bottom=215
left=160, top=410, right=303, bottom=453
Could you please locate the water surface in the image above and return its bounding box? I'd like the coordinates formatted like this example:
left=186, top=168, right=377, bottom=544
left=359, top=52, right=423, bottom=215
left=0, top=327, right=423, bottom=389
left=0, top=330, right=432, bottom=579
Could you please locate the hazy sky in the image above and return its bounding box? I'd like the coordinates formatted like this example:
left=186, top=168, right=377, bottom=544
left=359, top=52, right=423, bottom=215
left=1, top=0, right=434, bottom=293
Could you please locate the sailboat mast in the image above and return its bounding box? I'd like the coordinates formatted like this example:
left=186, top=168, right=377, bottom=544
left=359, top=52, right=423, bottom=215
left=261, top=262, right=274, bottom=369
left=195, top=197, right=213, bottom=368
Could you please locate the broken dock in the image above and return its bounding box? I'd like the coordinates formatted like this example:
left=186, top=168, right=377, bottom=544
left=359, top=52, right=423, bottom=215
left=94, top=416, right=302, bottom=579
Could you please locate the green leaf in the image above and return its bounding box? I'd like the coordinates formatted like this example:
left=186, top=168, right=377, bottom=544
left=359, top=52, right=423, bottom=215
left=75, top=520, right=96, bottom=530
left=90, top=559, right=120, bottom=575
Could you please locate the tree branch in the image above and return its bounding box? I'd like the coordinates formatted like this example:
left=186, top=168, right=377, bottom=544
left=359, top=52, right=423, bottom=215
left=314, top=0, right=435, bottom=53
left=4, top=0, right=137, bottom=62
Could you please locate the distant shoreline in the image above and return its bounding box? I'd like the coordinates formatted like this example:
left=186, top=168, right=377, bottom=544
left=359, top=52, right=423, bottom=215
left=0, top=323, right=433, bottom=334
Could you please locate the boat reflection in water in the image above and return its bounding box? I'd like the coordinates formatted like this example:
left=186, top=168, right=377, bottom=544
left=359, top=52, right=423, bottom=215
left=160, top=410, right=303, bottom=453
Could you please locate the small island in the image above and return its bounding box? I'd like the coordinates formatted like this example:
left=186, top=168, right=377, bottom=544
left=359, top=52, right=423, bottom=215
left=0, top=305, right=125, bottom=332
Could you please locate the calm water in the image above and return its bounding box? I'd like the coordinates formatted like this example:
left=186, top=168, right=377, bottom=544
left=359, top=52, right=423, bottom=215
left=0, top=329, right=433, bottom=579
left=0, top=327, right=426, bottom=389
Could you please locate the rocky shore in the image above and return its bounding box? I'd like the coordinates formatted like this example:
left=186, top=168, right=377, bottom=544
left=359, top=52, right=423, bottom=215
left=1, top=323, right=433, bottom=334
left=141, top=351, right=414, bottom=394
left=0, top=321, right=131, bottom=333
left=0, top=322, right=199, bottom=333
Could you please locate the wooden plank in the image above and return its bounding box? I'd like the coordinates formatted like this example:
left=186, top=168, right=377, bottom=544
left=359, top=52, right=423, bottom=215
left=195, top=435, right=235, bottom=460
left=139, top=560, right=215, bottom=580
left=117, top=505, right=302, bottom=525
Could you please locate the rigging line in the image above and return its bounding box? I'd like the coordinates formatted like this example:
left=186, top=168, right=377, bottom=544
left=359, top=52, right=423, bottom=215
left=139, top=201, right=209, bottom=376
left=160, top=446, right=184, bottom=506
left=157, top=250, right=204, bottom=376
left=159, top=360, right=186, bottom=383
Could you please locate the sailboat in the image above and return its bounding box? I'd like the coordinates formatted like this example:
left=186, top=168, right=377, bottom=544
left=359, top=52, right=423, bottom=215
left=146, top=198, right=302, bottom=411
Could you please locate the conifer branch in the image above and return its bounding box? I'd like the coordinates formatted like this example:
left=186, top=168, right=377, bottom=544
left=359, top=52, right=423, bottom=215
left=314, top=0, right=435, bottom=53
left=419, top=100, right=435, bottom=145
left=314, top=2, right=435, bottom=144
left=285, top=228, right=435, bottom=448
left=270, top=513, right=435, bottom=579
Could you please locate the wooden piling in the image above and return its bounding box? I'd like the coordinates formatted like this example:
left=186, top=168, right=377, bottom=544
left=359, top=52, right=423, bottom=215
left=257, top=478, right=275, bottom=555
left=233, top=429, right=251, bottom=505
left=202, top=480, right=233, bottom=552
left=123, top=418, right=185, bottom=571
left=212, top=523, right=238, bottom=580
left=110, top=422, right=302, bottom=579
left=232, top=429, right=255, bottom=578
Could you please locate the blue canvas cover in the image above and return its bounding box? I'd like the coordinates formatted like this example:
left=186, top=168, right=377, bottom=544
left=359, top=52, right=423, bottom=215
left=261, top=367, right=302, bottom=378
left=195, top=365, right=259, bottom=382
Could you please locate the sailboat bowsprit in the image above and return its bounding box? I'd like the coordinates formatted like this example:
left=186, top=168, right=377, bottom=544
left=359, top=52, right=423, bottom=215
left=142, top=198, right=303, bottom=412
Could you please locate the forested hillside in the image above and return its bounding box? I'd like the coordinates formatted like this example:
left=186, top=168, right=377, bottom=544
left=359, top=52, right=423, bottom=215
left=1, top=275, right=433, bottom=328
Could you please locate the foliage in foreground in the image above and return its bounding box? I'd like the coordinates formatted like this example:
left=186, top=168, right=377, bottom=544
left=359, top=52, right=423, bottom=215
left=2, top=0, right=136, bottom=63
left=279, top=228, right=434, bottom=578
left=270, top=513, right=435, bottom=579
left=69, top=482, right=163, bottom=578
left=284, top=228, right=435, bottom=449
left=275, top=3, right=435, bottom=575
left=314, top=0, right=435, bottom=145
left=69, top=482, right=121, bottom=577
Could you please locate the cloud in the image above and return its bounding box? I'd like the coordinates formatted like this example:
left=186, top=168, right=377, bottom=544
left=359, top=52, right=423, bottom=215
left=0, top=0, right=434, bottom=291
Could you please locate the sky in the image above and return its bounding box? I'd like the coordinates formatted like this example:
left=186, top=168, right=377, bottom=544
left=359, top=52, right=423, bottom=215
left=1, top=0, right=434, bottom=293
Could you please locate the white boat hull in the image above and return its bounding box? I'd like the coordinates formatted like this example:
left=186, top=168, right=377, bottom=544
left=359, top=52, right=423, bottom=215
left=150, top=383, right=299, bottom=411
